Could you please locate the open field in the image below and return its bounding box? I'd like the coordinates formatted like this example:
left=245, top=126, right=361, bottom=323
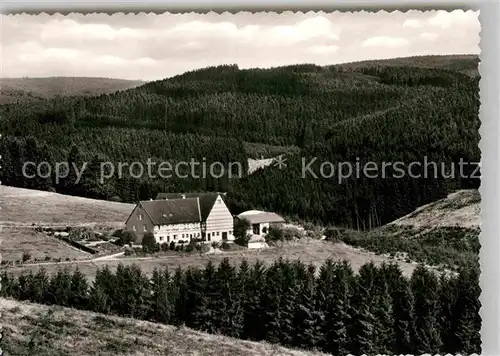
left=0, top=297, right=326, bottom=356
left=0, top=77, right=145, bottom=104
left=1, top=239, right=420, bottom=280
left=0, top=228, right=91, bottom=262
left=389, top=189, right=480, bottom=229
left=0, top=186, right=133, bottom=230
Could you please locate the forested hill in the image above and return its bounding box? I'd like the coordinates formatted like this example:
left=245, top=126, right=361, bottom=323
left=0, top=55, right=480, bottom=229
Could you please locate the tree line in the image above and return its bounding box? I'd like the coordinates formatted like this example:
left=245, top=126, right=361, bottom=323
left=0, top=258, right=481, bottom=355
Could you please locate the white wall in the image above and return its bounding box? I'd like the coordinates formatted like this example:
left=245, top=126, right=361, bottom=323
left=205, top=195, right=234, bottom=243
left=153, top=222, right=201, bottom=244
left=246, top=222, right=269, bottom=237
left=248, top=241, right=268, bottom=249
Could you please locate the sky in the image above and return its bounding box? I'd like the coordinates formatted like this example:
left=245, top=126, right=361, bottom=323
left=1, top=10, right=480, bottom=81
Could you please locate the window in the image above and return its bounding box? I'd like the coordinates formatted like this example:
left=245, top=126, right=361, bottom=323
left=138, top=213, right=143, bottom=221
left=173, top=234, right=177, bottom=239
left=207, top=233, right=211, bottom=241
left=159, top=236, right=164, bottom=241
left=190, top=234, right=193, bottom=240
left=229, top=230, right=233, bottom=235
left=167, top=236, right=170, bottom=242
left=182, top=234, right=185, bottom=238
left=143, top=225, right=147, bottom=232
left=216, top=231, right=220, bottom=236
left=252, top=223, right=260, bottom=235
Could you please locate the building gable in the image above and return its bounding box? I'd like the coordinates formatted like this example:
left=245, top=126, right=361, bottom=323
left=125, top=203, right=155, bottom=235
left=204, top=194, right=233, bottom=232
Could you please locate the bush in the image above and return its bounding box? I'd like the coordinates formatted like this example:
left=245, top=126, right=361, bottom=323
left=22, top=252, right=31, bottom=263
left=169, top=241, right=176, bottom=250
left=112, top=229, right=123, bottom=238
left=265, top=226, right=284, bottom=243
left=119, top=230, right=137, bottom=246
left=161, top=243, right=170, bottom=252
left=221, top=241, right=231, bottom=250
left=142, top=232, right=159, bottom=253
left=281, top=226, right=304, bottom=240
left=234, top=218, right=251, bottom=241
left=324, top=227, right=342, bottom=242
left=234, top=234, right=251, bottom=247
left=124, top=247, right=135, bottom=256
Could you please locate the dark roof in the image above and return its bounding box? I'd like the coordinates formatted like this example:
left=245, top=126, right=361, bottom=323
left=155, top=192, right=224, bottom=220
left=139, top=198, right=201, bottom=225
left=155, top=192, right=226, bottom=200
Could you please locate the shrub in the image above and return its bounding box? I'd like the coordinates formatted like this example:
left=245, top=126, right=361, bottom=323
left=324, top=228, right=342, bottom=242
left=119, top=230, right=137, bottom=246
left=22, top=252, right=31, bottom=263
left=142, top=232, right=159, bottom=253
left=124, top=247, right=135, bottom=256
left=234, top=234, right=251, bottom=247
left=281, top=226, right=304, bottom=240
left=169, top=241, right=176, bottom=250
left=161, top=243, right=170, bottom=252
left=221, top=241, right=231, bottom=250
left=234, top=218, right=251, bottom=241
left=112, top=229, right=123, bottom=238
left=265, top=226, right=284, bottom=243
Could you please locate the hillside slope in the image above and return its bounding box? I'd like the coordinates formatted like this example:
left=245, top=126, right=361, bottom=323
left=390, top=189, right=480, bottom=228
left=0, top=298, right=327, bottom=356
left=0, top=77, right=145, bottom=104
left=0, top=185, right=133, bottom=229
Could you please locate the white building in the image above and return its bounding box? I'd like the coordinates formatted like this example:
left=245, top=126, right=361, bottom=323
left=236, top=210, right=285, bottom=249
left=125, top=192, right=234, bottom=245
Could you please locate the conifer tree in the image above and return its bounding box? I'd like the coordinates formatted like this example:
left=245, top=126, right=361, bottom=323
left=47, top=268, right=72, bottom=306
left=244, top=260, right=267, bottom=341
left=453, top=266, right=482, bottom=355
left=411, top=265, right=442, bottom=354
left=215, top=258, right=244, bottom=338
left=69, top=268, right=89, bottom=309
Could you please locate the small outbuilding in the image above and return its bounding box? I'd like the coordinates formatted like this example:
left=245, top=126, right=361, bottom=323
left=236, top=210, right=285, bottom=244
